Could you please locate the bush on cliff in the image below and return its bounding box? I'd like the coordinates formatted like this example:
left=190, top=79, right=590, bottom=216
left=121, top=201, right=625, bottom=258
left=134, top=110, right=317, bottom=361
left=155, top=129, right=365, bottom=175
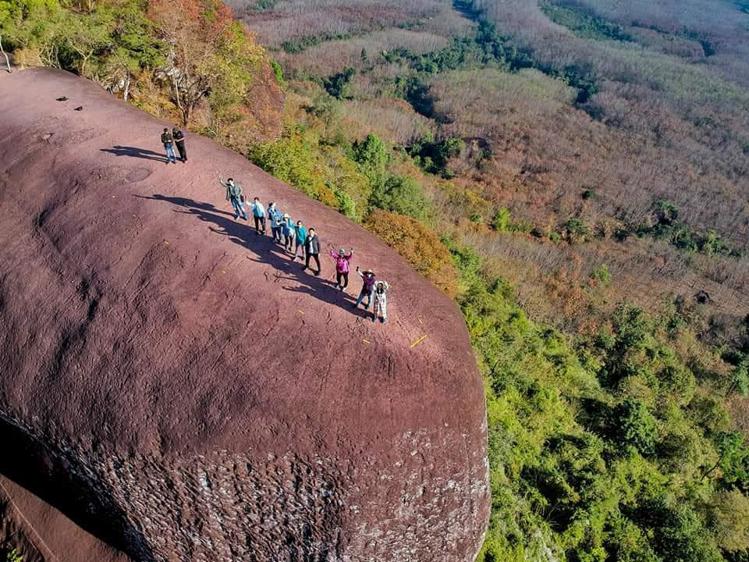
left=365, top=210, right=458, bottom=296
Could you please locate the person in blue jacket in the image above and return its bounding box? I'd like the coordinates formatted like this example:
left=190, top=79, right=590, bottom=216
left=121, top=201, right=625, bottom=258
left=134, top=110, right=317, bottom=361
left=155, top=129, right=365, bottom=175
left=268, top=202, right=284, bottom=243
left=251, top=197, right=266, bottom=234
left=282, top=213, right=295, bottom=252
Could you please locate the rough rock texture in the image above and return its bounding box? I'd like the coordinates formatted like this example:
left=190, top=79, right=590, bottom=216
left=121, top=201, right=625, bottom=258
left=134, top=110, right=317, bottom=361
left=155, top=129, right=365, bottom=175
left=0, top=69, right=489, bottom=562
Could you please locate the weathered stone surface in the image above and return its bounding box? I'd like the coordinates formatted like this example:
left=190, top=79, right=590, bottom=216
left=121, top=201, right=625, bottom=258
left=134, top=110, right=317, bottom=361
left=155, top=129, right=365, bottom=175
left=0, top=69, right=489, bottom=561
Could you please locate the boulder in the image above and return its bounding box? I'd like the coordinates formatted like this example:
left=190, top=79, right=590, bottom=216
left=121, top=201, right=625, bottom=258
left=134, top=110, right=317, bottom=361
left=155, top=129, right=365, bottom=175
left=0, top=69, right=489, bottom=561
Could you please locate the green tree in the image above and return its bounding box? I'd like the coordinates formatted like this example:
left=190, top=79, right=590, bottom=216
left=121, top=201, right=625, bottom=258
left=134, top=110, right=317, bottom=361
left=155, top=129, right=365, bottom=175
left=369, top=175, right=429, bottom=220
left=614, top=399, right=658, bottom=455
left=352, top=133, right=389, bottom=191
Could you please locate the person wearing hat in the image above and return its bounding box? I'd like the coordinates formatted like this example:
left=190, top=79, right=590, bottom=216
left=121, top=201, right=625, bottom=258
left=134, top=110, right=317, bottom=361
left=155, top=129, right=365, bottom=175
left=160, top=128, right=177, bottom=164
left=353, top=266, right=376, bottom=310
left=373, top=280, right=390, bottom=324
left=282, top=213, right=295, bottom=252
left=329, top=247, right=354, bottom=291
left=172, top=125, right=187, bottom=162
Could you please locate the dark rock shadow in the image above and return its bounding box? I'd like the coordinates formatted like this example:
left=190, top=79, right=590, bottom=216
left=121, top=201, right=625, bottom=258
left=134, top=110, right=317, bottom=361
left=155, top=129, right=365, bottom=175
left=0, top=417, right=155, bottom=561
left=138, top=194, right=372, bottom=318
left=100, top=146, right=167, bottom=163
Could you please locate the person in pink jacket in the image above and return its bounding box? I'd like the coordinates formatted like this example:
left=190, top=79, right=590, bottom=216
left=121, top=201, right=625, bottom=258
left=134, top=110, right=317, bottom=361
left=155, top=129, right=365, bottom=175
left=330, top=247, right=354, bottom=291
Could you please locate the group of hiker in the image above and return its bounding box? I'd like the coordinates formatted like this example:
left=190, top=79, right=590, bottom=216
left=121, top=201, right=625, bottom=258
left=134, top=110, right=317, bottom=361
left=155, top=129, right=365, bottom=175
left=161, top=126, right=187, bottom=164
left=217, top=176, right=391, bottom=324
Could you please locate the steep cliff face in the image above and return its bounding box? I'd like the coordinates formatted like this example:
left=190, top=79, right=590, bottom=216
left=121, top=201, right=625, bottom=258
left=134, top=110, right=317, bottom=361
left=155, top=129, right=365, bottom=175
left=0, top=69, right=489, bottom=561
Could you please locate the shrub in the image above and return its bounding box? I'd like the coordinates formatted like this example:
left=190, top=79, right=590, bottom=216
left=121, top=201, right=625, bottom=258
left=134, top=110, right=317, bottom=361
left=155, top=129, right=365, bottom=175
left=590, top=264, right=611, bottom=286
left=364, top=210, right=458, bottom=295
left=563, top=217, right=590, bottom=243
left=491, top=207, right=512, bottom=232
left=323, top=66, right=355, bottom=99
left=613, top=398, right=658, bottom=455
left=369, top=175, right=430, bottom=220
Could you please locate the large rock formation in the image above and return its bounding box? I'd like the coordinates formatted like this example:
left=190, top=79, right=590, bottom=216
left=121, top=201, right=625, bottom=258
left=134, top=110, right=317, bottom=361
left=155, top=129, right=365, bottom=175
left=0, top=69, right=489, bottom=561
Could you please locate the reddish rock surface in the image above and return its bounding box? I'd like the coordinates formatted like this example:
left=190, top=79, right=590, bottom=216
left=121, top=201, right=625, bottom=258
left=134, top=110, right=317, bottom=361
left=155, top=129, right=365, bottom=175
left=0, top=69, right=489, bottom=561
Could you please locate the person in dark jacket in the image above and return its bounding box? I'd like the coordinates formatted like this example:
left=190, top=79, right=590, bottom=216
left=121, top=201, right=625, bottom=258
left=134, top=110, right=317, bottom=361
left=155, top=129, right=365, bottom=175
left=218, top=177, right=247, bottom=220
left=172, top=126, right=187, bottom=162
left=354, top=267, right=376, bottom=310
left=161, top=128, right=176, bottom=164
left=303, top=228, right=321, bottom=275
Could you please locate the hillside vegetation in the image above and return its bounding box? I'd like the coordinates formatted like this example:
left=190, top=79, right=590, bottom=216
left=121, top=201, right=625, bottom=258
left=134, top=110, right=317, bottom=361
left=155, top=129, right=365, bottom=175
left=240, top=1, right=749, bottom=560
left=0, top=0, right=283, bottom=146
left=2, top=0, right=749, bottom=561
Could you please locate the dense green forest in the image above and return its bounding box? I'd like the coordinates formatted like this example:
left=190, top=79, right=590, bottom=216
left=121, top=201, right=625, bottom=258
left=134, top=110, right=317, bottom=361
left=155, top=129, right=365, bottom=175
left=2, top=0, right=749, bottom=560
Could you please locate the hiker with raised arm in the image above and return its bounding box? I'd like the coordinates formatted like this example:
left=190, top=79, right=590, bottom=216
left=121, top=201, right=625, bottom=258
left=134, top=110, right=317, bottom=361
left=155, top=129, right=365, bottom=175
left=218, top=177, right=247, bottom=220
left=293, top=220, right=307, bottom=261
left=251, top=197, right=266, bottom=234
left=373, top=280, right=390, bottom=324
left=303, top=227, right=321, bottom=275
left=330, top=247, right=354, bottom=291
left=161, top=128, right=177, bottom=164
left=353, top=267, right=376, bottom=311
left=172, top=125, right=187, bottom=162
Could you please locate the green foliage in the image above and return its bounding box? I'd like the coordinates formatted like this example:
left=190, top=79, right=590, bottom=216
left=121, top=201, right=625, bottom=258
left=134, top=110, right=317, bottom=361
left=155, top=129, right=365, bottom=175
left=563, top=217, right=590, bottom=243
left=369, top=174, right=429, bottom=220
left=0, top=0, right=165, bottom=73
left=270, top=59, right=284, bottom=84
left=637, top=200, right=742, bottom=257
left=408, top=134, right=464, bottom=177
left=540, top=1, right=633, bottom=42
left=614, top=398, right=658, bottom=455
left=280, top=31, right=350, bottom=54
left=590, top=264, right=611, bottom=286
left=443, top=241, right=747, bottom=562
left=249, top=127, right=369, bottom=214
left=727, top=356, right=749, bottom=397
left=713, top=432, right=749, bottom=491
left=2, top=548, right=23, bottom=562
left=352, top=133, right=389, bottom=191
left=491, top=207, right=512, bottom=232
left=323, top=66, right=355, bottom=99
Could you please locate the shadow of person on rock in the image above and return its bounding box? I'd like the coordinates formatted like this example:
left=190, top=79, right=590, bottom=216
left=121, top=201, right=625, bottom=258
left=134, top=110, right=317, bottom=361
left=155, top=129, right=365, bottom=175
left=100, top=145, right=168, bottom=162
left=138, top=194, right=372, bottom=317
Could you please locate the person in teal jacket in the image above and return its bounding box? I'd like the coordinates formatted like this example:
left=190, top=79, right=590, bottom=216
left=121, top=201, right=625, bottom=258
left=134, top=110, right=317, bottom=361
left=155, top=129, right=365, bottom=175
left=293, top=220, right=307, bottom=261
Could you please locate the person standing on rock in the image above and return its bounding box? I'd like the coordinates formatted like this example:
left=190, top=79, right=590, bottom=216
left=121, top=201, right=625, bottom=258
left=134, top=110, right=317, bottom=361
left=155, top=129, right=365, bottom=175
left=251, top=197, right=266, bottom=234
left=161, top=128, right=177, bottom=164
left=282, top=213, right=295, bottom=252
left=330, top=247, right=354, bottom=291
left=303, top=227, right=321, bottom=275
left=268, top=202, right=284, bottom=243
left=293, top=220, right=307, bottom=261
left=353, top=267, right=376, bottom=311
left=219, top=177, right=247, bottom=221
left=172, top=126, right=187, bottom=162
left=373, top=280, right=390, bottom=324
